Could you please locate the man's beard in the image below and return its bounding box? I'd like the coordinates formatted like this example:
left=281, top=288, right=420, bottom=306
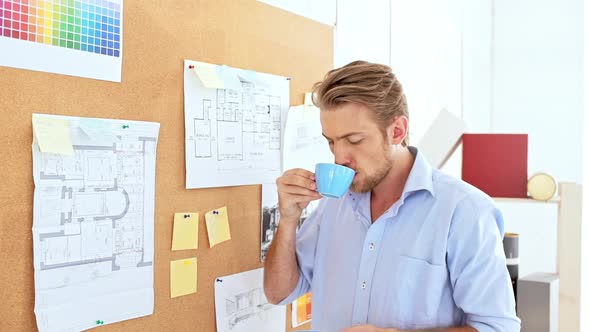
left=350, top=152, right=393, bottom=193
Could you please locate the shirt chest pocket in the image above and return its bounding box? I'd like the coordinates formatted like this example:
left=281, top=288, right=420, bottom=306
left=389, top=255, right=450, bottom=329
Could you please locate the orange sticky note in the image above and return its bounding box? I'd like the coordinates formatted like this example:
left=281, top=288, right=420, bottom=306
left=170, top=258, right=197, bottom=298
left=172, top=212, right=199, bottom=251
left=205, top=206, right=231, bottom=248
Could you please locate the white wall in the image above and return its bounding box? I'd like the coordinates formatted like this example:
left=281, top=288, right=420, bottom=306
left=491, top=0, right=583, bottom=183
left=334, top=0, right=390, bottom=68
left=389, top=0, right=463, bottom=168
left=580, top=2, right=589, bottom=330
left=497, top=201, right=558, bottom=275
left=461, top=0, right=493, bottom=132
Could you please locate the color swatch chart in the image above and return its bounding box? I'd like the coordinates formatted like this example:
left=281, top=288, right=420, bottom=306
left=1, top=0, right=121, bottom=57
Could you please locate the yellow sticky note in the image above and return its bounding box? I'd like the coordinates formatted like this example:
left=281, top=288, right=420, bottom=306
left=192, top=63, right=225, bottom=89
left=172, top=213, right=199, bottom=250
left=170, top=258, right=197, bottom=298
left=205, top=206, right=231, bottom=248
left=32, top=116, right=74, bottom=155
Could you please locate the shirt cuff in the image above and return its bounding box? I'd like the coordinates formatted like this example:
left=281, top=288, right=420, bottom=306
left=275, top=271, right=309, bottom=306
left=467, top=315, right=521, bottom=332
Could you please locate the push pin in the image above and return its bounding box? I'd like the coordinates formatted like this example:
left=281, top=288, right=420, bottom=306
left=189, top=65, right=195, bottom=69
left=122, top=124, right=129, bottom=129
left=212, top=210, right=219, bottom=215
left=96, top=320, right=104, bottom=325
left=216, top=278, right=223, bottom=283
left=183, top=214, right=190, bottom=218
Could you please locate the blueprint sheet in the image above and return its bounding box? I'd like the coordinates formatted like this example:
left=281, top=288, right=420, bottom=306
left=183, top=59, right=290, bottom=188
left=282, top=104, right=333, bottom=172
left=32, top=113, right=159, bottom=332
left=214, top=268, right=286, bottom=332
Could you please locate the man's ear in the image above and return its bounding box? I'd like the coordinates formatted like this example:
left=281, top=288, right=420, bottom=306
left=386, top=116, right=409, bottom=145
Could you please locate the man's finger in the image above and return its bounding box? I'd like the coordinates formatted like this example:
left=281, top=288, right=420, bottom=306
left=283, top=168, right=315, bottom=180
left=280, top=174, right=316, bottom=190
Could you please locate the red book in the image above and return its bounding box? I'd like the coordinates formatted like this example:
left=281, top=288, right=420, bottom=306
left=461, top=134, right=528, bottom=198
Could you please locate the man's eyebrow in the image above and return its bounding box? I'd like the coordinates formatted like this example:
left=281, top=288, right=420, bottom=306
left=322, top=132, right=364, bottom=141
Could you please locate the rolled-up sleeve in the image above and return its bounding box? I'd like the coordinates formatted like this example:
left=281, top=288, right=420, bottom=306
left=446, top=192, right=521, bottom=332
left=277, top=200, right=326, bottom=305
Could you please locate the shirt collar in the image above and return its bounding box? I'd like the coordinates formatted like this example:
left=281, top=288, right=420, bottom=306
left=403, top=146, right=435, bottom=198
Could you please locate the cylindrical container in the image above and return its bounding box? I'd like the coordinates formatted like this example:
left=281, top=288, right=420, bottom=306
left=503, top=233, right=519, bottom=307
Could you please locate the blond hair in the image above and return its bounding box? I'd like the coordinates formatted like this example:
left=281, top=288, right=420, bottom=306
left=312, top=60, right=409, bottom=146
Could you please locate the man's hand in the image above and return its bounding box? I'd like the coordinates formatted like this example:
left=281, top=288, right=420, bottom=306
left=264, top=168, right=321, bottom=304
left=276, top=168, right=322, bottom=223
left=341, top=325, right=476, bottom=332
left=340, top=325, right=400, bottom=332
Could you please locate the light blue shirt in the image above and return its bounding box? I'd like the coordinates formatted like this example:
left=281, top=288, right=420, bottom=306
left=278, top=147, right=520, bottom=332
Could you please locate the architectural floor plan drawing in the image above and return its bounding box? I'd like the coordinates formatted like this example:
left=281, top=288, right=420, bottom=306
left=32, top=114, right=159, bottom=332
left=226, top=287, right=275, bottom=329
left=215, top=268, right=286, bottom=332
left=184, top=60, right=289, bottom=188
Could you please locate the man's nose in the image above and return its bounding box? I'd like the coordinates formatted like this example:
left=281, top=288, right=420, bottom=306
left=333, top=143, right=351, bottom=166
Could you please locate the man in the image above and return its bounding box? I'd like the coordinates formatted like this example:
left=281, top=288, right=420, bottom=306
left=263, top=61, right=520, bottom=332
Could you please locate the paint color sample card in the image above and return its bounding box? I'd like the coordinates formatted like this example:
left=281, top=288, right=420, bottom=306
left=171, top=212, right=199, bottom=251
left=170, top=258, right=197, bottom=298
left=205, top=206, right=231, bottom=248
left=0, top=0, right=123, bottom=81
left=292, top=293, right=312, bottom=327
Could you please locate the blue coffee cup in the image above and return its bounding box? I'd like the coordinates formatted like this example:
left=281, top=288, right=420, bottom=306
left=315, top=163, right=355, bottom=198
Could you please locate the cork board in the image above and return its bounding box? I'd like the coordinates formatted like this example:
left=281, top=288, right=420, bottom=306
left=0, top=0, right=333, bottom=331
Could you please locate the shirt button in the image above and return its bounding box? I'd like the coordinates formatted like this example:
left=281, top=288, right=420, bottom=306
left=369, top=243, right=375, bottom=251
left=361, top=282, right=367, bottom=289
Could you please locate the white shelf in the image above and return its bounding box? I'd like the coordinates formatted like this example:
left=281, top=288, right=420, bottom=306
left=493, top=196, right=560, bottom=204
